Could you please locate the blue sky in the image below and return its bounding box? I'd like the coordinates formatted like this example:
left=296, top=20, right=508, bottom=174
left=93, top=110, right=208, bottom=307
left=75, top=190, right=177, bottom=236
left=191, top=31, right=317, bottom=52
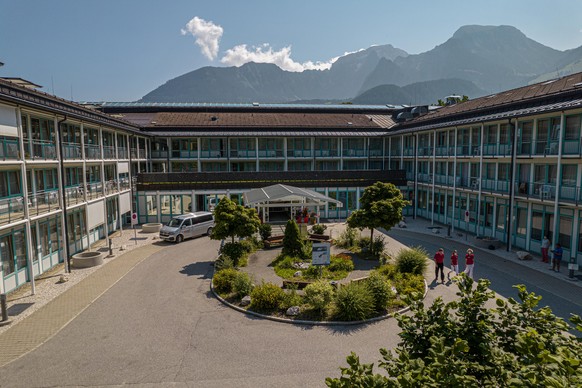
left=1, top=0, right=581, bottom=102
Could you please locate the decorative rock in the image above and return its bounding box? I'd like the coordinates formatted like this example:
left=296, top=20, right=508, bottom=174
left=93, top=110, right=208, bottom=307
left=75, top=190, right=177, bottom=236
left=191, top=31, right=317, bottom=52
left=292, top=262, right=310, bottom=269
left=398, top=221, right=407, bottom=228
left=391, top=286, right=398, bottom=295
left=293, top=271, right=302, bottom=277
left=240, top=296, right=251, bottom=306
left=516, top=251, right=532, bottom=261
left=57, top=274, right=69, bottom=284
left=286, top=306, right=300, bottom=316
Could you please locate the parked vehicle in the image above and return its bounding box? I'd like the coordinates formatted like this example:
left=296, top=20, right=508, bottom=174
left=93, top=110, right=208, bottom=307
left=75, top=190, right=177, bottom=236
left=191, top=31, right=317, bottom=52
left=159, top=212, right=214, bottom=243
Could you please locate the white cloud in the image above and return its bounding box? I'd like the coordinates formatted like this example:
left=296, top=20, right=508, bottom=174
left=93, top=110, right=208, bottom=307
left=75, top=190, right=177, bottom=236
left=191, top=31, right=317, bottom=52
left=220, top=44, right=337, bottom=72
left=181, top=17, right=223, bottom=61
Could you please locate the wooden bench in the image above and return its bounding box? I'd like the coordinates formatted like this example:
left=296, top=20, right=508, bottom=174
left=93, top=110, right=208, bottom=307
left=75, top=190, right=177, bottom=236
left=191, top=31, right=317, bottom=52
left=282, top=279, right=313, bottom=290
left=263, top=236, right=284, bottom=248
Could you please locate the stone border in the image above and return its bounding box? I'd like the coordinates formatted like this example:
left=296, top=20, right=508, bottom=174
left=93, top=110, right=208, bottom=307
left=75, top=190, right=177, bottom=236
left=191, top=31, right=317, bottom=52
left=210, top=271, right=428, bottom=326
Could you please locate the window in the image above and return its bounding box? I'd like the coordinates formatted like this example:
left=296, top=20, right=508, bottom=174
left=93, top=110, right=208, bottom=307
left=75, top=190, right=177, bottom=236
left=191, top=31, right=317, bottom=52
left=565, top=115, right=580, bottom=140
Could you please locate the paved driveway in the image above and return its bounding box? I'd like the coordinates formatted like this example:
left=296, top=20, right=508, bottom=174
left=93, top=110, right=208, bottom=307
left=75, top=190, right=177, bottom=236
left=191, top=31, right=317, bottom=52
left=0, top=235, right=455, bottom=388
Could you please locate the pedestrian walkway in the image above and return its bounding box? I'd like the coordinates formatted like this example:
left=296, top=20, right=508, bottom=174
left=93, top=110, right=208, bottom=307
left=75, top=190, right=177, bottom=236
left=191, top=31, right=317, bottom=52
left=0, top=243, right=165, bottom=367
left=393, top=217, right=582, bottom=288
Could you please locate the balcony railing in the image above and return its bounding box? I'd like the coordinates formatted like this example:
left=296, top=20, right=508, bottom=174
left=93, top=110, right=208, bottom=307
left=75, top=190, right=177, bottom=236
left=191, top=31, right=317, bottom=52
left=138, top=148, right=147, bottom=158
left=199, top=150, right=224, bottom=158
left=258, top=149, right=284, bottom=158
left=287, top=150, right=312, bottom=158
left=65, top=186, right=84, bottom=206
left=0, top=138, right=19, bottom=160
left=563, top=139, right=582, bottom=155
left=342, top=149, right=366, bottom=157
left=151, top=150, right=169, bottom=159
left=230, top=150, right=257, bottom=158
left=86, top=182, right=103, bottom=200
left=435, top=146, right=449, bottom=156
left=62, top=142, right=82, bottom=159
left=119, top=178, right=131, bottom=191
left=103, top=145, right=116, bottom=159
left=85, top=144, right=101, bottom=159
left=28, top=189, right=61, bottom=216
left=369, top=149, right=383, bottom=157
left=25, top=140, right=57, bottom=160
left=535, top=140, right=559, bottom=156
left=480, top=179, right=509, bottom=193
left=118, top=147, right=128, bottom=159
left=104, top=180, right=118, bottom=195
left=0, top=195, right=25, bottom=225
left=456, top=145, right=470, bottom=156
left=417, top=147, right=433, bottom=157
left=130, top=148, right=138, bottom=159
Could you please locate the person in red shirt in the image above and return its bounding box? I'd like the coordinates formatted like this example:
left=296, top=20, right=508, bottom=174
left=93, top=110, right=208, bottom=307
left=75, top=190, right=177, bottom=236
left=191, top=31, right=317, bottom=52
left=434, top=248, right=445, bottom=283
left=464, top=248, right=475, bottom=279
left=448, top=249, right=459, bottom=280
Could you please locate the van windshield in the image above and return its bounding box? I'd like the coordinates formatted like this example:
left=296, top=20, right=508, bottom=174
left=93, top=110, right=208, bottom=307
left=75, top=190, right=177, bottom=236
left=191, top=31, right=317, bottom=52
left=167, top=218, right=182, bottom=227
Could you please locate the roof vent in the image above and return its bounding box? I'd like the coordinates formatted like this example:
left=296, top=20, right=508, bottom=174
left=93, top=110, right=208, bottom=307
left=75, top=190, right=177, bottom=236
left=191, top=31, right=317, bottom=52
left=542, top=79, right=557, bottom=85
left=150, top=121, right=157, bottom=124
left=573, top=82, right=582, bottom=88
left=210, top=116, right=218, bottom=121
left=396, top=112, right=413, bottom=122
left=252, top=102, right=260, bottom=107
left=347, top=122, right=353, bottom=125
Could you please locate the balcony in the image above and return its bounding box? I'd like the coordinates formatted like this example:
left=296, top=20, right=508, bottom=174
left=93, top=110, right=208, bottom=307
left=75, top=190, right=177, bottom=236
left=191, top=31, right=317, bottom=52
left=119, top=178, right=131, bottom=191
left=118, top=147, right=128, bottom=159
left=417, top=147, right=433, bottom=157
left=86, top=182, right=103, bottom=200
left=103, top=145, right=116, bottom=159
left=342, top=149, right=366, bottom=158
left=85, top=144, right=101, bottom=159
left=534, top=140, right=559, bottom=156
left=456, top=145, right=470, bottom=157
left=481, top=179, right=509, bottom=193
left=28, top=189, right=61, bottom=216
left=287, top=150, right=312, bottom=158
left=104, top=180, right=118, bottom=195
left=229, top=150, right=257, bottom=158
left=258, top=150, right=284, bottom=158
left=435, top=146, right=449, bottom=156
left=0, top=195, right=25, bottom=225
left=62, top=142, right=82, bottom=159
left=199, top=150, right=224, bottom=158
left=65, top=186, right=84, bottom=206
left=0, top=137, right=20, bottom=160
left=151, top=150, right=169, bottom=159
left=25, top=140, right=57, bottom=160
left=369, top=149, right=383, bottom=157
left=130, top=148, right=138, bottom=159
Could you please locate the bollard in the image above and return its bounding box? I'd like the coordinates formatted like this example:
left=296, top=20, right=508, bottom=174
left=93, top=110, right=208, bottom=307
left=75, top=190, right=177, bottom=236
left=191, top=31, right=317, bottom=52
left=1, top=293, right=8, bottom=322
left=568, top=257, right=577, bottom=280
left=447, top=224, right=452, bottom=237
left=108, top=238, right=114, bottom=257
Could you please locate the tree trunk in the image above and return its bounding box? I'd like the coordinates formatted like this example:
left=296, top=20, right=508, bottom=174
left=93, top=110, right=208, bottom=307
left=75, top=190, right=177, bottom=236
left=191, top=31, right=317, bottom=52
left=370, top=228, right=374, bottom=254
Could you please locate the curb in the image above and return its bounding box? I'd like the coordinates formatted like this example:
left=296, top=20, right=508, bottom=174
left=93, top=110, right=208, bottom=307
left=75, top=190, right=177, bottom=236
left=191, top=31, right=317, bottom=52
left=210, top=272, right=429, bottom=326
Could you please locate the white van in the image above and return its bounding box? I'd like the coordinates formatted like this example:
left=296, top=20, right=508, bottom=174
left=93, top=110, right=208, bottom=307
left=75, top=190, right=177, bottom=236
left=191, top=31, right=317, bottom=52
left=159, top=212, right=214, bottom=243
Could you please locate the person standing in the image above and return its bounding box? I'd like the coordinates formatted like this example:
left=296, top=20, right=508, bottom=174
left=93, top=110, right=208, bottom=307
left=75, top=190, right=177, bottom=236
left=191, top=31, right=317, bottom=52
left=464, top=248, right=475, bottom=279
left=434, top=248, right=445, bottom=283
left=551, top=243, right=563, bottom=272
left=541, top=236, right=551, bottom=263
left=449, top=249, right=459, bottom=280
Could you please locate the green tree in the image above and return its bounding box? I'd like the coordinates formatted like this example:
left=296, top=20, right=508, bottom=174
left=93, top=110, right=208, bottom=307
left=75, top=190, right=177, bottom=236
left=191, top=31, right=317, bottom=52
left=326, top=275, right=582, bottom=387
left=282, top=219, right=304, bottom=258
left=211, top=197, right=261, bottom=243
left=346, top=182, right=408, bottom=255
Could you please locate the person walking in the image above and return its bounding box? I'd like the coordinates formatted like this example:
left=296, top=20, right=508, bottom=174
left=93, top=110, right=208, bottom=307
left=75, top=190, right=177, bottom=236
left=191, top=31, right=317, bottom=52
left=541, top=236, right=551, bottom=263
left=551, top=243, right=563, bottom=272
left=464, top=248, right=475, bottom=279
left=448, top=249, right=459, bottom=280
left=434, top=248, right=445, bottom=283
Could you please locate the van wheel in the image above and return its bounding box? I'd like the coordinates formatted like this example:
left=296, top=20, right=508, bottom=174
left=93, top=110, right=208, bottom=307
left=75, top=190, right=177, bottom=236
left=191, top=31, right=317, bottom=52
left=206, top=227, right=213, bottom=236
left=176, top=235, right=184, bottom=243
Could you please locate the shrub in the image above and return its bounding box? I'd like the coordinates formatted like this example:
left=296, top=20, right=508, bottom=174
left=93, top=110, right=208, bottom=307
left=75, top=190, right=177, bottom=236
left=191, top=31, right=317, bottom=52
left=303, top=265, right=322, bottom=279
left=311, top=224, right=327, bottom=235
left=304, top=280, right=335, bottom=313
left=281, top=287, right=304, bottom=310
left=213, top=268, right=239, bottom=294
left=333, top=282, right=374, bottom=321
left=232, top=271, right=253, bottom=299
left=258, top=223, right=272, bottom=241
left=282, top=219, right=304, bottom=258
left=366, top=272, right=392, bottom=312
left=375, top=263, right=398, bottom=279
left=222, top=242, right=246, bottom=266
left=395, top=246, right=428, bottom=275
left=393, top=272, right=425, bottom=299
left=214, top=255, right=235, bottom=271
left=336, top=226, right=359, bottom=249
left=240, top=237, right=259, bottom=253
left=328, top=255, right=355, bottom=272
left=250, top=282, right=285, bottom=311
left=371, top=235, right=386, bottom=258
left=300, top=240, right=312, bottom=260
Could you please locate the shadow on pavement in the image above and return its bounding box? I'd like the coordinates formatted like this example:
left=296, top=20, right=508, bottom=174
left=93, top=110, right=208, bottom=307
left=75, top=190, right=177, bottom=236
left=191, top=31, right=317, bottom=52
left=179, top=261, right=214, bottom=279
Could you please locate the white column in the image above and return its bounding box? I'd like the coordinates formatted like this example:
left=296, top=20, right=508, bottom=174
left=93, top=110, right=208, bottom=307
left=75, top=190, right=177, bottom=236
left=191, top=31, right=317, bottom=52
left=551, top=113, right=564, bottom=252
left=476, top=123, right=484, bottom=235
left=431, top=130, right=436, bottom=224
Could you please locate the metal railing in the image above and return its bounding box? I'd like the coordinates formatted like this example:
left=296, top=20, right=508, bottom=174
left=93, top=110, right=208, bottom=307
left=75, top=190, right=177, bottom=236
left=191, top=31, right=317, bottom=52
left=0, top=138, right=19, bottom=160
left=119, top=178, right=131, bottom=191
left=104, top=180, right=118, bottom=195
left=62, top=142, right=82, bottom=159
left=229, top=150, right=257, bottom=158
left=130, top=148, right=138, bottom=159
left=86, top=182, right=103, bottom=200
left=342, top=149, right=367, bottom=157
left=258, top=149, right=284, bottom=158
left=24, top=140, right=57, bottom=160
left=118, top=147, right=128, bottom=159
left=151, top=150, right=169, bottom=159
left=28, top=189, right=61, bottom=216
left=65, top=186, right=84, bottom=206
left=85, top=144, right=101, bottom=159
left=0, top=195, right=25, bottom=225
left=287, top=150, right=312, bottom=158
left=103, top=145, right=116, bottom=159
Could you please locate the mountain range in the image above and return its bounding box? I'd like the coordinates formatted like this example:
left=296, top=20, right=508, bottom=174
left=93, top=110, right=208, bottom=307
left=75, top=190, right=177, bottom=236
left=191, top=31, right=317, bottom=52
left=140, top=25, right=582, bottom=105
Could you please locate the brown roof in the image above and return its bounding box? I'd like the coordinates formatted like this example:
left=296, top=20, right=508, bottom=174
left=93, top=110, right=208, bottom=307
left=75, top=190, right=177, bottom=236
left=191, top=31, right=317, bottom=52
left=408, top=72, right=582, bottom=125
left=117, top=111, right=392, bottom=129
